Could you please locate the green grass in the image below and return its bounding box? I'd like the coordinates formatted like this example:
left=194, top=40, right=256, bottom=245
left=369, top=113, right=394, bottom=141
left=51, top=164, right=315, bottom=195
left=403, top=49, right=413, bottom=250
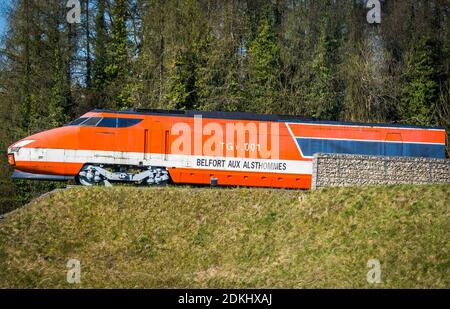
left=0, top=184, right=449, bottom=288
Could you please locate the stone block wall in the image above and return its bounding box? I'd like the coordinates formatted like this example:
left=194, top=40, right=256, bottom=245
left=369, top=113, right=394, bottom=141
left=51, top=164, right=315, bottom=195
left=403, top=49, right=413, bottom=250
left=312, top=153, right=450, bottom=189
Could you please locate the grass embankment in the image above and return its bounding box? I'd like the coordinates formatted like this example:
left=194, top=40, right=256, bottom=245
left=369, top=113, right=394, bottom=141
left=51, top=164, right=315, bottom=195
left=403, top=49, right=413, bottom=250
left=0, top=184, right=448, bottom=288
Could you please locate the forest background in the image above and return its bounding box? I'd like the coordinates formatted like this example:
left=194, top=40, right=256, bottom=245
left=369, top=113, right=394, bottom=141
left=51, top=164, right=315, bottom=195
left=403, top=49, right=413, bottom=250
left=0, top=0, right=448, bottom=213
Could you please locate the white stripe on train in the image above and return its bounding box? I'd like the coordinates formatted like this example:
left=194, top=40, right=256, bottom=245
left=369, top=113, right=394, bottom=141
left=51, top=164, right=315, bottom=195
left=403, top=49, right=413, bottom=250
left=14, top=147, right=313, bottom=175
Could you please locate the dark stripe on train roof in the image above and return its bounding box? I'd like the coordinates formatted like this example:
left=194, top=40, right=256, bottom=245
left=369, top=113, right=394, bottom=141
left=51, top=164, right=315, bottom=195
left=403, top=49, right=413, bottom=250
left=90, top=108, right=445, bottom=130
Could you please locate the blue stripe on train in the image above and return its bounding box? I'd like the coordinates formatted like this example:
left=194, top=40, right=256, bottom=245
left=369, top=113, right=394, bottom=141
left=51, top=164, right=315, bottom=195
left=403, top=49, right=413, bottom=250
left=296, top=138, right=446, bottom=158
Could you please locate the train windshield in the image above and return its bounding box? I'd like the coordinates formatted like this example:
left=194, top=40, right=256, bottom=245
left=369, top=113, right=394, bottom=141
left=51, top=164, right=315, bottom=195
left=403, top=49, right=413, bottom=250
left=65, top=117, right=88, bottom=126
left=82, top=117, right=102, bottom=126
left=65, top=117, right=142, bottom=128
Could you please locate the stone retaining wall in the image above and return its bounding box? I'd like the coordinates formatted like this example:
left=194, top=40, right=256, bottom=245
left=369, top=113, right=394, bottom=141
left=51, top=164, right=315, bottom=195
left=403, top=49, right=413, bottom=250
left=312, top=153, right=450, bottom=189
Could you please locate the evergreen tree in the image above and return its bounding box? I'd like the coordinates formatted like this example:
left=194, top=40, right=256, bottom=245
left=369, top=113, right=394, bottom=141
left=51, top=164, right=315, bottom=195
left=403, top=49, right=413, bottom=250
left=106, top=0, right=131, bottom=109
left=134, top=0, right=167, bottom=108
left=107, top=0, right=128, bottom=80
left=305, top=17, right=341, bottom=120
left=166, top=50, right=198, bottom=110
left=196, top=33, right=243, bottom=112
left=246, top=17, right=281, bottom=113
left=400, top=38, right=442, bottom=126
left=164, top=0, right=210, bottom=110
left=92, top=0, right=108, bottom=90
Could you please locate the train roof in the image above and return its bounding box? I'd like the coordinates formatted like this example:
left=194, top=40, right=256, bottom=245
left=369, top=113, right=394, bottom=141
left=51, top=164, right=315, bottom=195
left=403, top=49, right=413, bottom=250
left=91, top=108, right=446, bottom=130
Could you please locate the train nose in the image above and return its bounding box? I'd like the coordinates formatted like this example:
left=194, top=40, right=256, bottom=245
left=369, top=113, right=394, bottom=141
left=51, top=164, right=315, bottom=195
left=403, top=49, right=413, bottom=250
left=7, top=126, right=80, bottom=176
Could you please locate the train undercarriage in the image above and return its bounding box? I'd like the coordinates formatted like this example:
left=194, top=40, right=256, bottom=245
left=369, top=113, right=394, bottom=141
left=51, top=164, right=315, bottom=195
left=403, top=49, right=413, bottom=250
left=76, top=164, right=170, bottom=186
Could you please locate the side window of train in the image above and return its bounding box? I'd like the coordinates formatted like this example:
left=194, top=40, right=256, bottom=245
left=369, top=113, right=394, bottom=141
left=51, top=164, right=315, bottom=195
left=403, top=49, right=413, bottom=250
left=117, top=118, right=143, bottom=128
left=97, top=117, right=118, bottom=128
left=93, top=117, right=142, bottom=128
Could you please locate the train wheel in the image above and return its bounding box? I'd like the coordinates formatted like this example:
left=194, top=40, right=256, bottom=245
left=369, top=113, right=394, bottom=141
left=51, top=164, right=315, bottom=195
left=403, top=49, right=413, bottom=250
left=77, top=166, right=108, bottom=186
left=145, top=168, right=170, bottom=186
left=78, top=175, right=94, bottom=186
left=77, top=165, right=169, bottom=186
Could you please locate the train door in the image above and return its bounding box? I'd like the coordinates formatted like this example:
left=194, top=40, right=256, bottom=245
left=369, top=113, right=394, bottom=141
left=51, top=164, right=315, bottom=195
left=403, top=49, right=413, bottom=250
left=144, top=129, right=151, bottom=160
left=151, top=121, right=163, bottom=161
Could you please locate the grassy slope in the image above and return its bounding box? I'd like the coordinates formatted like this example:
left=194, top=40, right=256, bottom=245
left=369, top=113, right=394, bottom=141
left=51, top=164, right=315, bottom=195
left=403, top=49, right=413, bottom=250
left=0, top=184, right=448, bottom=288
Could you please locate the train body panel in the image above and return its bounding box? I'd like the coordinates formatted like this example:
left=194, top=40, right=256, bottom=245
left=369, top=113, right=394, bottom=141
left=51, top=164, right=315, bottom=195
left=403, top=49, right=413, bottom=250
left=7, top=109, right=447, bottom=189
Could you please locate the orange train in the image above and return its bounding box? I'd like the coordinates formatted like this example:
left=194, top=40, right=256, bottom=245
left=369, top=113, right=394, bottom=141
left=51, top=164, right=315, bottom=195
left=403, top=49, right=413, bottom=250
left=7, top=109, right=447, bottom=189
